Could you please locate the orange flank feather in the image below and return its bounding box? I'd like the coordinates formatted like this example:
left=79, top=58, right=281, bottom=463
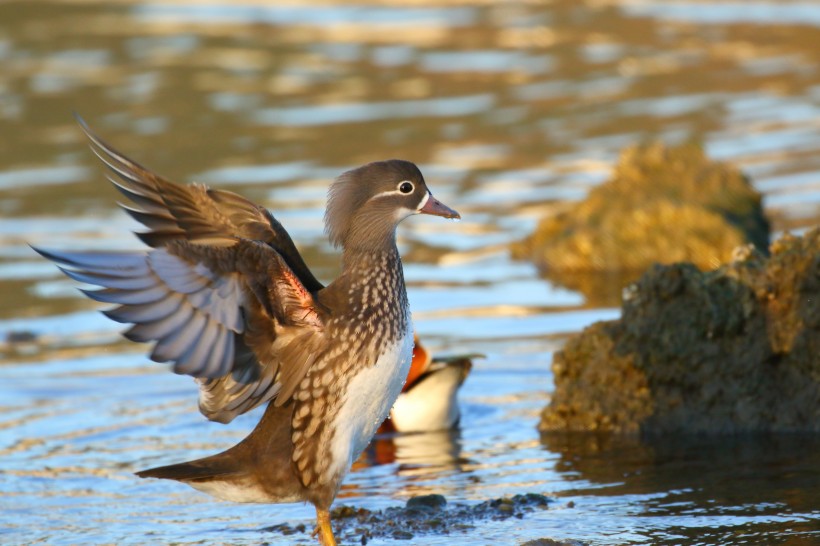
left=376, top=335, right=430, bottom=435
left=403, top=335, right=431, bottom=392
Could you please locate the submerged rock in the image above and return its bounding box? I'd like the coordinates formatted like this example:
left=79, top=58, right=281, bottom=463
left=405, top=493, right=447, bottom=511
left=512, top=142, right=769, bottom=291
left=540, top=228, right=820, bottom=434
left=521, top=538, right=586, bottom=546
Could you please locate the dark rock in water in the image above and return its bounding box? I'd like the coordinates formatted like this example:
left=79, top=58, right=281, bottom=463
left=511, top=142, right=769, bottom=303
left=5, top=330, right=38, bottom=343
left=406, top=494, right=447, bottom=510
left=270, top=493, right=558, bottom=543
left=521, top=538, right=586, bottom=546
left=540, top=228, right=820, bottom=434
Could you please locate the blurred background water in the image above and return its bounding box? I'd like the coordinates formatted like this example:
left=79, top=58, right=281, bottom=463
left=1, top=1, right=819, bottom=544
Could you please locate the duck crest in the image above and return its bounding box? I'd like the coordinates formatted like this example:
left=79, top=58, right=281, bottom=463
left=324, top=159, right=425, bottom=250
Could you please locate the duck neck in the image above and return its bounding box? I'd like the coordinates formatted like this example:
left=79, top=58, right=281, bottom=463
left=341, top=238, right=401, bottom=278
left=340, top=226, right=399, bottom=272
left=329, top=239, right=409, bottom=337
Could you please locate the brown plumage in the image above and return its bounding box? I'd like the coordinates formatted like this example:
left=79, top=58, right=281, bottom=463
left=34, top=115, right=459, bottom=546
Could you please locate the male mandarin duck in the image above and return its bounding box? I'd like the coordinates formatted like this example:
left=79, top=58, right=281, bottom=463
left=378, top=335, right=472, bottom=434
left=34, top=116, right=459, bottom=546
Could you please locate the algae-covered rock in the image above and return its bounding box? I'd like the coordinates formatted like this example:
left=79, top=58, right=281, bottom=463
left=540, top=228, right=820, bottom=434
left=512, top=142, right=769, bottom=274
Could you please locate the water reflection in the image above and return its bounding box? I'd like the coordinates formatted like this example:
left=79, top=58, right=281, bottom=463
left=542, top=432, right=820, bottom=545
left=359, top=429, right=465, bottom=471
left=349, top=428, right=474, bottom=501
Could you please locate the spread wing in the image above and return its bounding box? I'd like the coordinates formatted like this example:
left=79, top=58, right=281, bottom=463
left=34, top=117, right=329, bottom=423
left=74, top=113, right=323, bottom=293
left=34, top=240, right=326, bottom=423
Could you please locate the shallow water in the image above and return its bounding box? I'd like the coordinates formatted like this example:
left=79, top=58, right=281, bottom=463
left=1, top=1, right=819, bottom=544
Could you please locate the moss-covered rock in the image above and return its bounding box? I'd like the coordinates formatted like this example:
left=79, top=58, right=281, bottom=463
left=540, top=228, right=820, bottom=434
left=512, top=142, right=769, bottom=274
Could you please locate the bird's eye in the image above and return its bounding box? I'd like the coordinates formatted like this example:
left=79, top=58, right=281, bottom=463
left=398, top=181, right=414, bottom=194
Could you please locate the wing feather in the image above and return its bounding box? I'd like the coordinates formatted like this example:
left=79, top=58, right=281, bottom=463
left=82, top=285, right=167, bottom=305
left=58, top=267, right=156, bottom=290
left=103, top=294, right=184, bottom=323
left=170, top=239, right=327, bottom=421
left=33, top=116, right=331, bottom=423
left=150, top=312, right=207, bottom=364
left=124, top=301, right=195, bottom=343
left=34, top=237, right=328, bottom=419
left=173, top=317, right=219, bottom=375
left=34, top=248, right=146, bottom=273
left=74, top=114, right=323, bottom=292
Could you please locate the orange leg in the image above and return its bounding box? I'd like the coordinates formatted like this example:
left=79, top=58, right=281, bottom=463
left=314, top=507, right=337, bottom=546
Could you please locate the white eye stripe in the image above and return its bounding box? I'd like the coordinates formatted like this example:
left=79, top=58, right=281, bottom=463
left=415, top=191, right=430, bottom=211
left=368, top=181, right=418, bottom=202
left=369, top=189, right=403, bottom=200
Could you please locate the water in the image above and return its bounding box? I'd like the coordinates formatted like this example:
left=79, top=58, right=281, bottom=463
left=1, top=1, right=819, bottom=544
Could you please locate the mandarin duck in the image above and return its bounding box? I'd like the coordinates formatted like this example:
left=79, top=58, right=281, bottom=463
left=34, top=116, right=459, bottom=546
left=379, top=335, right=473, bottom=434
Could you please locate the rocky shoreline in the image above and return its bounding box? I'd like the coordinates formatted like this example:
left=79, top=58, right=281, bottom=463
left=541, top=228, right=820, bottom=434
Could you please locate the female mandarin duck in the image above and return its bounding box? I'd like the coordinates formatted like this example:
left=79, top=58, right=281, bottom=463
left=35, top=116, right=459, bottom=546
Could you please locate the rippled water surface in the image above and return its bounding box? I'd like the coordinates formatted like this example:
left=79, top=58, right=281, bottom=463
left=2, top=1, right=819, bottom=544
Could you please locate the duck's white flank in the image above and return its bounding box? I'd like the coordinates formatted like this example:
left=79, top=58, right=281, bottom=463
left=187, top=475, right=301, bottom=504
left=328, top=322, right=414, bottom=479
